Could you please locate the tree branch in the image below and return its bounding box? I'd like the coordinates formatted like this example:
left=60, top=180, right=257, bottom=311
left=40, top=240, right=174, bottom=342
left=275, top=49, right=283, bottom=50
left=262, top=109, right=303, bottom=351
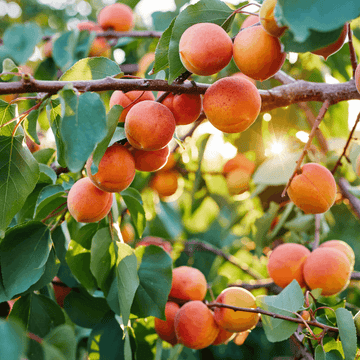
left=337, top=177, right=360, bottom=219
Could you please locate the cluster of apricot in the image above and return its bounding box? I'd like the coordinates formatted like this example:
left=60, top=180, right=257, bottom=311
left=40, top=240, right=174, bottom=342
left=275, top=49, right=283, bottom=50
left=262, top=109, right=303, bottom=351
left=267, top=240, right=355, bottom=296
left=154, top=266, right=259, bottom=350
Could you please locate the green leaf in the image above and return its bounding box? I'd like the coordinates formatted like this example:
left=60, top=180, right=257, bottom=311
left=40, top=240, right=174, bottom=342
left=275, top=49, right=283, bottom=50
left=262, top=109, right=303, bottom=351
left=33, top=148, right=55, bottom=165
left=115, top=243, right=139, bottom=325
left=0, top=100, right=16, bottom=137
left=90, top=228, right=116, bottom=293
left=121, top=187, right=146, bottom=238
left=3, top=23, right=42, bottom=64
left=34, top=57, right=57, bottom=81
left=0, top=221, right=52, bottom=301
left=63, top=288, right=111, bottom=329
left=156, top=201, right=183, bottom=239
left=122, top=0, right=141, bottom=9
left=38, top=163, right=57, bottom=184
left=23, top=109, right=40, bottom=145
left=34, top=184, right=66, bottom=221
left=168, top=0, right=232, bottom=83
left=315, top=346, right=343, bottom=360
left=73, top=223, right=100, bottom=250
left=58, top=89, right=107, bottom=172
left=0, top=136, right=39, bottom=236
left=335, top=308, right=357, bottom=360
left=53, top=30, right=80, bottom=71
left=42, top=325, right=76, bottom=360
left=0, top=318, right=27, bottom=360
left=1, top=58, right=18, bottom=81
left=60, top=57, right=121, bottom=81
left=131, top=245, right=172, bottom=319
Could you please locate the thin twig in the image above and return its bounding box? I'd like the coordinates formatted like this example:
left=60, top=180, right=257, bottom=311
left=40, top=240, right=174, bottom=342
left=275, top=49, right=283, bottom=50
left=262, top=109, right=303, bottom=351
left=227, top=279, right=282, bottom=293
left=347, top=23, right=358, bottom=78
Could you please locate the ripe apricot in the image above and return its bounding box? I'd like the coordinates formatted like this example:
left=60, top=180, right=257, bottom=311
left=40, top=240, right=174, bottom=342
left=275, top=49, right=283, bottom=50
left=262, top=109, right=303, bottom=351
left=109, top=90, right=155, bottom=123
left=86, top=143, right=135, bottom=193
left=203, top=76, right=261, bottom=133
left=303, top=247, right=351, bottom=296
left=212, top=326, right=234, bottom=346
left=267, top=243, right=311, bottom=288
left=121, top=223, right=135, bottom=244
left=241, top=15, right=260, bottom=29
left=154, top=301, right=180, bottom=346
left=223, top=154, right=255, bottom=175
left=158, top=153, right=176, bottom=172
left=136, top=52, right=155, bottom=77
left=131, top=145, right=170, bottom=172
left=319, top=240, right=355, bottom=269
left=287, top=163, right=337, bottom=214
left=52, top=277, right=72, bottom=308
left=179, top=23, right=233, bottom=76
left=231, top=72, right=256, bottom=86
left=233, top=25, right=286, bottom=81
left=169, top=266, right=207, bottom=301
left=312, top=25, right=347, bottom=60
left=259, top=0, right=287, bottom=37
left=213, top=287, right=259, bottom=333
left=174, top=301, right=219, bottom=350
left=135, top=236, right=172, bottom=254
left=67, top=177, right=113, bottom=223
left=98, top=3, right=134, bottom=32
left=225, top=170, right=251, bottom=195
left=160, top=91, right=202, bottom=126
left=149, top=170, right=179, bottom=197
left=125, top=100, right=176, bottom=151
left=233, top=331, right=250, bottom=346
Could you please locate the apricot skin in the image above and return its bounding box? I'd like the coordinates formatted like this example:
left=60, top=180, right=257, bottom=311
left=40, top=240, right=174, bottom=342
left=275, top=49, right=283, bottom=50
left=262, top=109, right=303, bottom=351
left=150, top=170, right=179, bottom=197
left=355, top=64, right=360, bottom=94
left=241, top=15, right=260, bottom=29
left=303, top=247, right=351, bottom=296
left=131, top=146, right=170, bottom=172
left=267, top=243, right=311, bottom=288
left=67, top=177, right=113, bottom=223
left=233, top=25, right=286, bottom=81
left=223, top=154, right=255, bottom=175
left=86, top=143, right=135, bottom=193
left=213, top=287, right=259, bottom=333
left=174, top=301, right=219, bottom=350
left=212, top=327, right=234, bottom=346
left=287, top=163, right=337, bottom=214
left=203, top=77, right=261, bottom=133
left=319, top=240, right=355, bottom=269
left=77, top=21, right=110, bottom=57
left=225, top=170, right=251, bottom=195
left=179, top=23, right=233, bottom=76
left=121, top=223, right=135, bottom=244
left=109, top=90, right=155, bottom=123
left=154, top=301, right=180, bottom=346
left=135, top=236, right=172, bottom=254
left=169, top=266, right=207, bottom=302
left=98, top=3, right=134, bottom=32
left=125, top=101, right=176, bottom=151
left=259, top=0, right=287, bottom=37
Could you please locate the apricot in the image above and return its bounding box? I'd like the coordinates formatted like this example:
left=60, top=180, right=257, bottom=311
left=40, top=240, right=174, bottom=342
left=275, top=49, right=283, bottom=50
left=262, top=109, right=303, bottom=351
left=169, top=266, right=207, bottom=301
left=203, top=76, right=261, bottom=133
left=287, top=163, right=337, bottom=214
left=212, top=326, right=234, bottom=346
left=225, top=170, right=251, bottom=195
left=355, top=64, right=360, bottom=94
left=319, top=240, right=355, bottom=269
left=303, top=247, right=351, bottom=296
left=231, top=72, right=256, bottom=86
left=213, top=287, right=260, bottom=333
left=312, top=25, right=347, bottom=60
left=131, top=145, right=170, bottom=172
left=135, top=236, right=172, bottom=254
left=109, top=90, right=155, bottom=123
left=179, top=23, right=233, bottom=76
left=97, top=3, right=134, bottom=32
left=43, top=41, right=53, bottom=58
left=158, top=152, right=176, bottom=172
left=241, top=15, right=260, bottom=29
left=121, top=223, right=135, bottom=244
left=233, top=331, right=250, bottom=346
left=136, top=52, right=155, bottom=77
left=149, top=170, right=179, bottom=197
left=233, top=25, right=286, bottom=81
left=154, top=301, right=180, bottom=346
left=67, top=177, right=113, bottom=223
left=125, top=100, right=176, bottom=151
left=174, top=301, right=219, bottom=350
left=160, top=91, right=202, bottom=126
left=223, top=154, right=255, bottom=175
left=52, top=277, right=72, bottom=308
left=267, top=243, right=311, bottom=288
left=86, top=143, right=135, bottom=193
left=259, top=0, right=287, bottom=37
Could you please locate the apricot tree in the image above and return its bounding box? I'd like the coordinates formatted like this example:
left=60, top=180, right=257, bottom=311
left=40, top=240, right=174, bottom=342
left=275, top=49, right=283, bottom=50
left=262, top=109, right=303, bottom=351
left=1, top=1, right=360, bottom=360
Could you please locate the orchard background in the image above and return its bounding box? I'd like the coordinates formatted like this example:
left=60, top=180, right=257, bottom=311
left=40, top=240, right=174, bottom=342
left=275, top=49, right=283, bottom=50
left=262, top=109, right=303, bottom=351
left=1, top=0, right=360, bottom=359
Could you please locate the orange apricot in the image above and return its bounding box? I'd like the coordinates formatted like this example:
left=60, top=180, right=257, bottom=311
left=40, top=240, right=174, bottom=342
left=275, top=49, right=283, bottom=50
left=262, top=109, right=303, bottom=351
left=233, top=25, right=286, bottom=81
left=169, top=266, right=207, bottom=301
left=231, top=72, right=257, bottom=86
left=287, top=163, right=337, bottom=214
left=131, top=145, right=170, bottom=172
left=174, top=301, right=219, bottom=350
left=355, top=64, right=360, bottom=94
left=223, top=154, right=255, bottom=175
left=125, top=100, right=176, bottom=151
left=136, top=52, right=155, bottom=77
left=135, top=236, right=172, bottom=254
left=149, top=170, right=179, bottom=197
left=319, top=240, right=355, bottom=268
left=212, top=326, right=234, bottom=346
left=121, top=223, right=135, bottom=244
left=233, top=331, right=250, bottom=346
left=179, top=23, right=233, bottom=76
left=86, top=143, right=135, bottom=193
left=267, top=243, right=311, bottom=288
left=67, top=177, right=113, bottom=223
left=311, top=25, right=347, bottom=60
left=160, top=91, right=202, bottom=126
left=158, top=152, right=176, bottom=172
left=52, top=277, right=72, bottom=308
left=154, top=301, right=180, bottom=346
left=259, top=0, right=287, bottom=37
left=109, top=90, right=155, bottom=123
left=225, top=170, right=251, bottom=195
left=97, top=3, right=134, bottom=32
left=303, top=247, right=351, bottom=296
left=213, top=287, right=260, bottom=333
left=203, top=76, right=261, bottom=133
left=241, top=15, right=260, bottom=29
